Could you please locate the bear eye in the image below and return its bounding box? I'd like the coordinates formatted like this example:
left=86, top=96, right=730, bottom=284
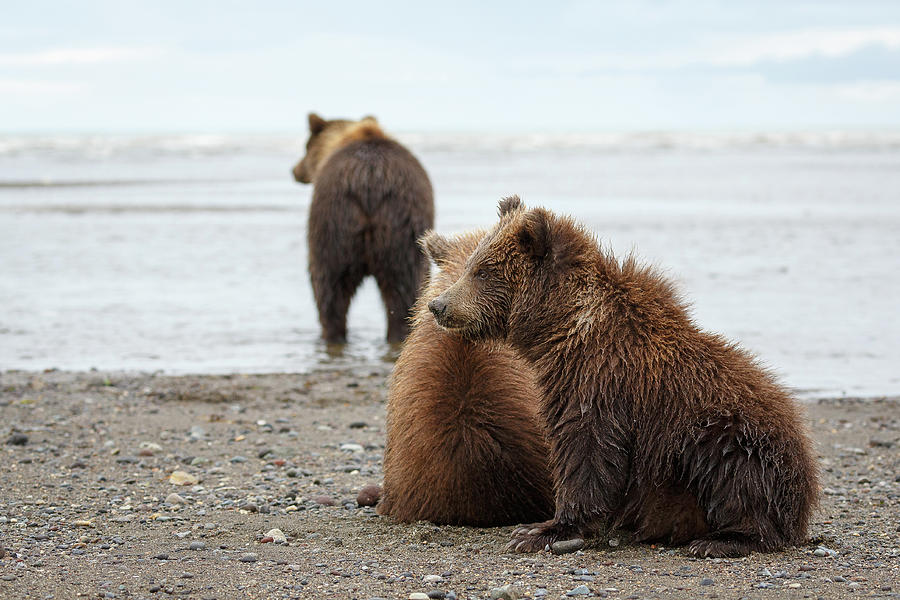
left=475, top=269, right=489, bottom=281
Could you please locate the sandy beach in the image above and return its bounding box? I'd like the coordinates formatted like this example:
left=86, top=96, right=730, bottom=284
left=1, top=368, right=897, bottom=600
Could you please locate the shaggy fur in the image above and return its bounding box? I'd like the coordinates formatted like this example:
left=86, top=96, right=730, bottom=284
left=428, top=197, right=819, bottom=557
left=377, top=229, right=554, bottom=526
left=293, top=113, right=434, bottom=343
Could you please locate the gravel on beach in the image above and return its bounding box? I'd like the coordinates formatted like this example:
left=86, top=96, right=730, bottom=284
left=1, top=368, right=898, bottom=599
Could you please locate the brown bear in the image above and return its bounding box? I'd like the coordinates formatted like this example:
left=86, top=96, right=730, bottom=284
left=377, top=228, right=555, bottom=526
left=427, top=196, right=819, bottom=557
left=292, top=113, right=434, bottom=343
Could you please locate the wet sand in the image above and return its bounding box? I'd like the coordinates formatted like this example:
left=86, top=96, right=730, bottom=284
left=1, top=368, right=898, bottom=599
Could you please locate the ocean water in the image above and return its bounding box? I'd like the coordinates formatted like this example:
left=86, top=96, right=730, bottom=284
left=1, top=132, right=899, bottom=399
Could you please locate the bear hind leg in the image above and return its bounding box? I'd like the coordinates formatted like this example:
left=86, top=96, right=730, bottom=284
left=311, top=264, right=366, bottom=344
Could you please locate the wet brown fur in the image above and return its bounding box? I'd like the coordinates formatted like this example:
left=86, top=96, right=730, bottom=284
left=293, top=113, right=434, bottom=343
left=377, top=229, right=555, bottom=526
left=428, top=197, right=819, bottom=556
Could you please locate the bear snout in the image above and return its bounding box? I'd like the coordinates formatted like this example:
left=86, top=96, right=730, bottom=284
left=428, top=296, right=448, bottom=320
left=292, top=163, right=310, bottom=184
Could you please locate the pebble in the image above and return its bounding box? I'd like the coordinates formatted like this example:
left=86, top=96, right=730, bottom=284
left=357, top=485, right=382, bottom=507
left=566, top=585, right=591, bottom=596
left=608, top=537, right=620, bottom=547
left=814, top=546, right=836, bottom=557
left=700, top=578, right=714, bottom=586
left=189, top=541, right=206, bottom=551
left=409, top=594, right=430, bottom=600
left=230, top=455, right=248, bottom=463
left=340, top=443, right=364, bottom=452
left=491, top=584, right=521, bottom=600
left=348, top=421, right=368, bottom=429
left=239, top=553, right=258, bottom=563
left=168, top=471, right=199, bottom=486
left=165, top=493, right=186, bottom=505
left=6, top=434, right=28, bottom=446
left=188, top=426, right=206, bottom=440
left=313, top=495, right=336, bottom=506
left=265, top=528, right=287, bottom=544
left=551, top=538, right=585, bottom=554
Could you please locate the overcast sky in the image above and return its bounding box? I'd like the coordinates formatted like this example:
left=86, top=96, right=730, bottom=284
left=2, top=1, right=900, bottom=133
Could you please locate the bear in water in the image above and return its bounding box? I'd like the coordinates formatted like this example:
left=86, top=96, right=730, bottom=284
left=378, top=228, right=554, bottom=526
left=427, top=196, right=818, bottom=557
left=292, top=113, right=433, bottom=343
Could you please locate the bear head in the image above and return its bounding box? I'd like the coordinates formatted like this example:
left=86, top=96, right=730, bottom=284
left=426, top=196, right=564, bottom=341
left=292, top=113, right=380, bottom=184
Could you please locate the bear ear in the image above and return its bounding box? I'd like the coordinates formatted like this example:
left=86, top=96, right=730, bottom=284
left=498, top=195, right=522, bottom=217
left=518, top=208, right=552, bottom=260
left=419, top=230, right=452, bottom=266
left=308, top=113, right=327, bottom=134
left=360, top=115, right=378, bottom=123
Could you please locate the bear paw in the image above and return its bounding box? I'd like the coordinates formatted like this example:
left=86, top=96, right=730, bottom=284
left=507, top=520, right=579, bottom=553
left=687, top=534, right=754, bottom=558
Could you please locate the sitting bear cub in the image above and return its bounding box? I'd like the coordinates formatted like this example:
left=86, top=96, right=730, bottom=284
left=427, top=196, right=819, bottom=557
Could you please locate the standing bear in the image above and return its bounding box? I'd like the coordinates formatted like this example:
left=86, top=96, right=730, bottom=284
left=292, top=113, right=434, bottom=343
left=378, top=228, right=554, bottom=526
left=427, top=197, right=819, bottom=557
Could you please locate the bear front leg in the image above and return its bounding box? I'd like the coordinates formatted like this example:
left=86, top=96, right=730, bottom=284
left=508, top=416, right=631, bottom=552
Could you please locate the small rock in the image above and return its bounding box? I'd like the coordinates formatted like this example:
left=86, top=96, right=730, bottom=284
left=313, top=495, right=335, bottom=506
left=491, top=584, right=521, bottom=600
left=72, top=520, right=94, bottom=528
left=409, top=594, right=430, bottom=600
left=188, top=426, right=206, bottom=440
left=427, top=592, right=445, bottom=599
left=340, top=443, right=364, bottom=453
left=265, top=528, right=287, bottom=544
left=357, top=485, right=382, bottom=507
left=700, top=578, right=714, bottom=586
left=168, top=471, right=199, bottom=486
left=239, top=553, right=258, bottom=563
left=423, top=574, right=444, bottom=585
left=189, top=541, right=205, bottom=551
left=6, top=433, right=28, bottom=446
left=165, top=493, right=186, bottom=505
left=153, top=553, right=169, bottom=560
left=229, top=455, right=248, bottom=464
left=551, top=538, right=585, bottom=555
left=348, top=421, right=368, bottom=429
left=608, top=537, right=620, bottom=547
left=566, top=585, right=591, bottom=597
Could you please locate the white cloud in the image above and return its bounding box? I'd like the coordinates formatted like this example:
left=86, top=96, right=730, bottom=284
left=0, top=79, right=83, bottom=94
left=709, top=28, right=900, bottom=66
left=510, top=27, right=900, bottom=76
left=834, top=80, right=900, bottom=102
left=0, top=46, right=163, bottom=67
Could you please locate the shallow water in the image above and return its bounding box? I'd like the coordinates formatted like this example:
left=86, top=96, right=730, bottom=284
left=1, top=133, right=899, bottom=399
